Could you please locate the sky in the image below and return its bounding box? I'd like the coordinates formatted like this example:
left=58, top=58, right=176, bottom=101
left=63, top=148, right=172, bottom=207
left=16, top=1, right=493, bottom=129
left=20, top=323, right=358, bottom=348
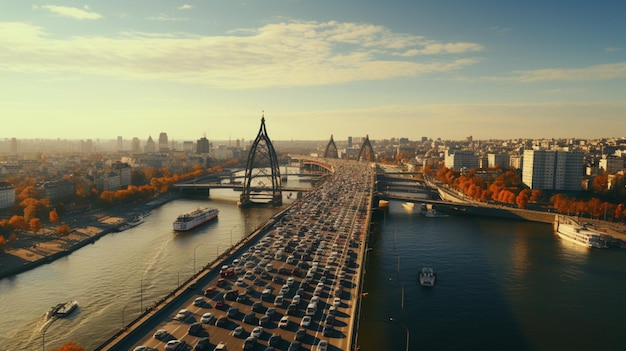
left=1, top=0, right=625, bottom=142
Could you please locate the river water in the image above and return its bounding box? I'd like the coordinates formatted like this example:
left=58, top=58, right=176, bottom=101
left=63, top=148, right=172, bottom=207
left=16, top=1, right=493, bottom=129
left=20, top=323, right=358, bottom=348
left=3, top=180, right=625, bottom=351
left=357, top=201, right=626, bottom=351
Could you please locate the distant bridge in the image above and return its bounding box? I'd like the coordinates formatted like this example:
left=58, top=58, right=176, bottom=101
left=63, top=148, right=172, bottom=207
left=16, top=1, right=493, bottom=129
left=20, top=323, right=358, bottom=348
left=173, top=182, right=313, bottom=193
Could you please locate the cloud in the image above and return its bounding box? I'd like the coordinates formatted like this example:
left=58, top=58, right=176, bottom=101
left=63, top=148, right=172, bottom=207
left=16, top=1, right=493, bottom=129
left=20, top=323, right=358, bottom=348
left=32, top=5, right=102, bottom=20
left=178, top=4, right=193, bottom=10
left=146, top=14, right=189, bottom=21
left=489, top=26, right=511, bottom=34
left=511, top=62, right=626, bottom=82
left=605, top=47, right=621, bottom=52
left=0, top=20, right=483, bottom=88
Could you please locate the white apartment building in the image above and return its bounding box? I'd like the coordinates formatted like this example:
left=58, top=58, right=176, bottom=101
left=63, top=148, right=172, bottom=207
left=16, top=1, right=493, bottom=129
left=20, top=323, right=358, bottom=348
left=487, top=153, right=510, bottom=169
left=522, top=149, right=583, bottom=191
left=599, top=155, right=624, bottom=174
left=444, top=150, right=479, bottom=170
left=0, top=182, right=15, bottom=209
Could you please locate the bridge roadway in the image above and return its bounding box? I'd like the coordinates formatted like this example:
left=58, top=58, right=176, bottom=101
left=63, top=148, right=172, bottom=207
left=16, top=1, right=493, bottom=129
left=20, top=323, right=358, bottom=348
left=173, top=183, right=313, bottom=193
left=97, top=160, right=375, bottom=351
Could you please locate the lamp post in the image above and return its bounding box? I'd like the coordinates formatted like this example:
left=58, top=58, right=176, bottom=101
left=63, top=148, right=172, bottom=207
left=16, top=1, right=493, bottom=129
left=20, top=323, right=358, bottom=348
left=389, top=317, right=409, bottom=351
left=194, top=243, right=204, bottom=273
left=388, top=278, right=405, bottom=310
left=230, top=225, right=238, bottom=247
left=140, top=278, right=143, bottom=312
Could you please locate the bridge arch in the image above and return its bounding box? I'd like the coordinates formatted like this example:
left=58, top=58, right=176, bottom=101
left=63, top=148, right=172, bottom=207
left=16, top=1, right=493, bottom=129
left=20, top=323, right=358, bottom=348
left=323, top=134, right=339, bottom=158
left=358, top=135, right=375, bottom=162
left=239, top=115, right=282, bottom=207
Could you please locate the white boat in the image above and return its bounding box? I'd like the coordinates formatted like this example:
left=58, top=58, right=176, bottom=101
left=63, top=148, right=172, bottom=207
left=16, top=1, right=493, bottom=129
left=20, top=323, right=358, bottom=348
left=419, top=267, right=436, bottom=287
left=173, top=207, right=219, bottom=232
left=421, top=204, right=449, bottom=218
left=48, top=300, right=78, bottom=318
left=118, top=215, right=145, bottom=231
left=402, top=202, right=414, bottom=210
left=554, top=219, right=608, bottom=249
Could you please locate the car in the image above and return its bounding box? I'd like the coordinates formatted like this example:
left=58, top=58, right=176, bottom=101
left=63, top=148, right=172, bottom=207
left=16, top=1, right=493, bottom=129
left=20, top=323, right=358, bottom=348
left=174, top=309, right=190, bottom=321
left=227, top=307, right=239, bottom=318
left=274, top=295, right=284, bottom=307
left=324, top=314, right=335, bottom=326
left=237, top=278, right=246, bottom=286
left=203, top=287, right=216, bottom=296
left=300, top=316, right=311, bottom=327
left=288, top=340, right=301, bottom=351
left=194, top=297, right=205, bottom=306
left=164, top=340, right=185, bottom=351
left=333, top=297, right=341, bottom=307
left=153, top=329, right=169, bottom=340
left=292, top=295, right=301, bottom=305
left=259, top=314, right=270, bottom=326
left=133, top=346, right=157, bottom=351
left=216, top=278, right=226, bottom=287
left=322, top=325, right=333, bottom=336
left=251, top=326, right=264, bottom=338
left=215, top=299, right=225, bottom=308
left=245, top=285, right=254, bottom=294
left=252, top=301, right=264, bottom=312
left=201, top=312, right=215, bottom=324
left=225, top=289, right=238, bottom=300
left=278, top=316, right=289, bottom=328
left=295, top=328, right=306, bottom=341
left=237, top=293, right=248, bottom=303
left=188, top=322, right=204, bottom=336
left=216, top=316, right=228, bottom=327
left=214, top=342, right=227, bottom=351
left=280, top=285, right=290, bottom=295
left=287, top=277, right=295, bottom=286
left=265, top=307, right=276, bottom=317
left=253, top=277, right=265, bottom=286
left=232, top=326, right=245, bottom=337
left=243, top=312, right=256, bottom=324
left=287, top=303, right=297, bottom=315
left=269, top=333, right=281, bottom=347
left=315, top=340, right=328, bottom=351
left=243, top=336, right=257, bottom=350
left=328, top=305, right=336, bottom=315
left=192, top=337, right=210, bottom=351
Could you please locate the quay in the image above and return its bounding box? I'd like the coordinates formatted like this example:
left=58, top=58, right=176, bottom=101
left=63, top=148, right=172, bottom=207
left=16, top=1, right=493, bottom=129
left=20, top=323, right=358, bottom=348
left=96, top=160, right=375, bottom=351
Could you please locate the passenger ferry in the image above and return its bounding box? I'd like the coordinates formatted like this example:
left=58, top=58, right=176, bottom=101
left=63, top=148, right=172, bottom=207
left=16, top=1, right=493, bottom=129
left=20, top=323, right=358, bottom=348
left=554, top=218, right=608, bottom=249
left=419, top=267, right=436, bottom=287
left=48, top=300, right=78, bottom=318
left=173, top=207, right=219, bottom=231
left=420, top=203, right=449, bottom=218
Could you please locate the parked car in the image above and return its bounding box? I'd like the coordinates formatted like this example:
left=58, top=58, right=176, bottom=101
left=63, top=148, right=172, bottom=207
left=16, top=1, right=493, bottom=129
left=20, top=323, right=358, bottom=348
left=174, top=309, right=190, bottom=321
left=188, top=322, right=204, bottom=336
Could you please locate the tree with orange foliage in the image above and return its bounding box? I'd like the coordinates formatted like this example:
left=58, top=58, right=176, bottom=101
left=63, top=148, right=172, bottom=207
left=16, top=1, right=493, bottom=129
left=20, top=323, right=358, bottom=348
left=56, top=224, right=71, bottom=236
left=99, top=190, right=115, bottom=205
left=516, top=189, right=530, bottom=209
left=50, top=209, right=59, bottom=224
left=0, top=235, right=6, bottom=251
left=530, top=189, right=542, bottom=202
left=50, top=340, right=85, bottom=351
left=29, top=218, right=42, bottom=233
left=592, top=174, right=609, bottom=193
left=8, top=215, right=27, bottom=231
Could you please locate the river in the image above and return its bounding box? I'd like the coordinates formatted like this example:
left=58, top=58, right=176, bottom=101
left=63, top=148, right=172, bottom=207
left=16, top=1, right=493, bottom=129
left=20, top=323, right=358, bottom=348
left=357, top=201, right=626, bottom=351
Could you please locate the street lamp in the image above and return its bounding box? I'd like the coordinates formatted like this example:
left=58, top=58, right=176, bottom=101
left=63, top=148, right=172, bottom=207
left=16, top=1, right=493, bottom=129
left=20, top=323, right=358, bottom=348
left=41, top=318, right=56, bottom=351
left=389, top=317, right=409, bottom=351
left=230, top=225, right=238, bottom=247
left=194, top=243, right=204, bottom=273
left=388, top=278, right=405, bottom=310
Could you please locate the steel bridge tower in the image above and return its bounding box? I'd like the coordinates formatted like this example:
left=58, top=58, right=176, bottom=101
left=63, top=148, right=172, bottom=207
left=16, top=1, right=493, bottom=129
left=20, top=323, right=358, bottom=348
left=358, top=134, right=375, bottom=162
left=323, top=134, right=339, bottom=158
left=239, top=115, right=282, bottom=207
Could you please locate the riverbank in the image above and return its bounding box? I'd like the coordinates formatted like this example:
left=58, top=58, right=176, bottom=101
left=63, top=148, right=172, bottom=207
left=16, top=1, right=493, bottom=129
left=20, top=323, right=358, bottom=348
left=0, top=193, right=178, bottom=280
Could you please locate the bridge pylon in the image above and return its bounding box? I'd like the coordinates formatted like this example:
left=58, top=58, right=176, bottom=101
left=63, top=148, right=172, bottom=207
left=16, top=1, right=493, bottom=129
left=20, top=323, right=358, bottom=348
left=239, top=114, right=282, bottom=207
left=358, top=134, right=375, bottom=162
left=323, top=134, right=339, bottom=158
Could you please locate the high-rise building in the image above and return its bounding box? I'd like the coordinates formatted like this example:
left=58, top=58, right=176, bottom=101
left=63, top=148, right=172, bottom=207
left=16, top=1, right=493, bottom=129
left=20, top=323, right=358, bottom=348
left=196, top=137, right=209, bottom=154
left=158, top=132, right=169, bottom=151
left=117, top=136, right=123, bottom=152
left=488, top=153, right=510, bottom=169
left=131, top=137, right=141, bottom=154
left=10, top=138, right=17, bottom=154
left=599, top=155, right=624, bottom=174
left=522, top=149, right=583, bottom=191
left=145, top=136, right=156, bottom=153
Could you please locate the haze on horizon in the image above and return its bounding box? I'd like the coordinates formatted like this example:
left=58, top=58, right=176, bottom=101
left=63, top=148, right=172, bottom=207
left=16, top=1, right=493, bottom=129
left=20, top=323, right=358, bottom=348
left=1, top=1, right=624, bottom=142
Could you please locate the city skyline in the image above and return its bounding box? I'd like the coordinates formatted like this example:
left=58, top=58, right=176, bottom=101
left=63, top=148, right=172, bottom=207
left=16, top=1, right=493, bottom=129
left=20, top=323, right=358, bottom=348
left=1, top=1, right=625, bottom=141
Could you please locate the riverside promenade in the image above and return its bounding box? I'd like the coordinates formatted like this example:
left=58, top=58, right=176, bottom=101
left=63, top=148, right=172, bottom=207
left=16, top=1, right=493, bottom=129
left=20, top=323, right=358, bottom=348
left=0, top=194, right=177, bottom=280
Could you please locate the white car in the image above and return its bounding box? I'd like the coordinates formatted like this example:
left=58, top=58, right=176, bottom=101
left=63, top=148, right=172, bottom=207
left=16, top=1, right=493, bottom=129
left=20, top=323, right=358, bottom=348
left=300, top=315, right=311, bottom=327
left=292, top=295, right=301, bottom=305
left=164, top=340, right=184, bottom=351
left=251, top=326, right=264, bottom=338
left=279, top=316, right=290, bottom=328
left=193, top=297, right=204, bottom=306
left=316, top=340, right=328, bottom=351
left=333, top=297, right=341, bottom=307
left=200, top=312, right=214, bottom=324
left=174, top=309, right=190, bottom=321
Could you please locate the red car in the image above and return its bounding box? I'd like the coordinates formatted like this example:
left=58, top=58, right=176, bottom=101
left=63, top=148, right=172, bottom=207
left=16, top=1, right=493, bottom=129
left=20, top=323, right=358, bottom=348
left=216, top=278, right=226, bottom=287
left=204, top=287, right=216, bottom=296
left=215, top=299, right=225, bottom=308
